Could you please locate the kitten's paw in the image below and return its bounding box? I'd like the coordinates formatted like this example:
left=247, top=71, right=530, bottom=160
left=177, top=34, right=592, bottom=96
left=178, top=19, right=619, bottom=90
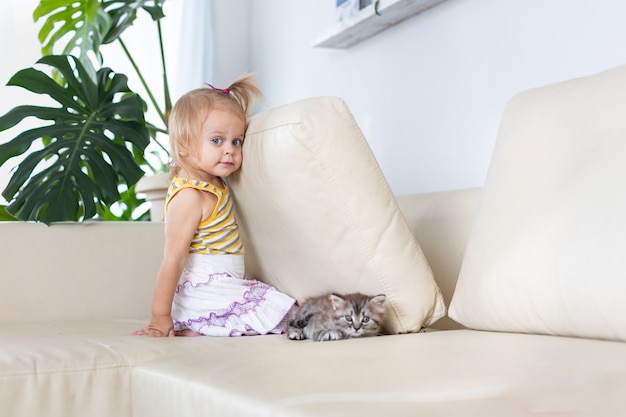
left=315, top=329, right=344, bottom=341
left=287, top=328, right=305, bottom=340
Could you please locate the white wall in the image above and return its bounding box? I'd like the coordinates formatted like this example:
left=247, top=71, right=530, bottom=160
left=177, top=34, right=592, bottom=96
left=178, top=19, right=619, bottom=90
left=247, top=0, right=626, bottom=195
left=3, top=0, right=626, bottom=203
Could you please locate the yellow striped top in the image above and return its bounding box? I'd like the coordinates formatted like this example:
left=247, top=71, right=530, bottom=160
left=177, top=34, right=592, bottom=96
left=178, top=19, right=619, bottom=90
left=165, top=177, right=244, bottom=255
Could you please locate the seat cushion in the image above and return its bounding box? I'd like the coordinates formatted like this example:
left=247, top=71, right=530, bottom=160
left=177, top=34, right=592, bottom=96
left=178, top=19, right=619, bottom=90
left=449, top=65, right=626, bottom=341
left=229, top=97, right=445, bottom=333
left=132, top=330, right=626, bottom=417
left=0, top=319, right=206, bottom=417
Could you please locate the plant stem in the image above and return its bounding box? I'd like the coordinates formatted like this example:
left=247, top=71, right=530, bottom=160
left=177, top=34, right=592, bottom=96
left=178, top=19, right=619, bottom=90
left=148, top=124, right=170, bottom=155
left=118, top=37, right=167, bottom=126
left=157, top=20, right=172, bottom=125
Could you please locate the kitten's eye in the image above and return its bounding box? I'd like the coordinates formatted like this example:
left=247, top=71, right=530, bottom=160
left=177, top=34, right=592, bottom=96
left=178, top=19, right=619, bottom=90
left=344, top=315, right=353, bottom=322
left=362, top=316, right=370, bottom=323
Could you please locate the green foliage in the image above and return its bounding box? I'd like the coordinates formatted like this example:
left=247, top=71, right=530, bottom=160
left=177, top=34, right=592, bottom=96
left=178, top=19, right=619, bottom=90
left=0, top=206, right=17, bottom=221
left=0, top=0, right=171, bottom=223
left=98, top=184, right=150, bottom=221
left=0, top=55, right=150, bottom=224
left=101, top=0, right=166, bottom=44
left=34, top=0, right=166, bottom=65
left=35, top=0, right=110, bottom=66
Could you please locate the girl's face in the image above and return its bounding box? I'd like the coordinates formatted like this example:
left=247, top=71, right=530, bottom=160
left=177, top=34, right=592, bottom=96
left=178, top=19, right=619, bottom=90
left=193, top=107, right=246, bottom=183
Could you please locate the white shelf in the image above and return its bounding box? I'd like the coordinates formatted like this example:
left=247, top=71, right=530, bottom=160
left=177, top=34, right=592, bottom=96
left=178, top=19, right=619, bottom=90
left=313, top=0, right=447, bottom=49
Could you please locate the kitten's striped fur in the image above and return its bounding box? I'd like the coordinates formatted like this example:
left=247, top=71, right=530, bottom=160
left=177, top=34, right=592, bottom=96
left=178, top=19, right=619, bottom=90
left=287, top=293, right=386, bottom=342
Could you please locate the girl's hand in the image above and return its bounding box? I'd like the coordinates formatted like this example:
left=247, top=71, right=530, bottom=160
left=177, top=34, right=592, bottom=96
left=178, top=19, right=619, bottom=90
left=132, top=316, right=174, bottom=337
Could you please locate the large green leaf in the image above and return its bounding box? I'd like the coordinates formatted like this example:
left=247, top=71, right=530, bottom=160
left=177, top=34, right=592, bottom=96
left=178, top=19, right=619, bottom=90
left=34, top=0, right=166, bottom=64
left=34, top=0, right=111, bottom=65
left=102, top=0, right=166, bottom=44
left=0, top=206, right=18, bottom=221
left=0, top=55, right=150, bottom=224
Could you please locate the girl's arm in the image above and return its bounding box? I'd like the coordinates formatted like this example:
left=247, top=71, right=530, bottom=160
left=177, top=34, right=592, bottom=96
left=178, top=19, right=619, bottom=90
left=133, top=188, right=213, bottom=337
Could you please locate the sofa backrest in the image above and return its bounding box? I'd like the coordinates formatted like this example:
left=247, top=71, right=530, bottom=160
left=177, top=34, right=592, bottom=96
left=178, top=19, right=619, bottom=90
left=0, top=222, right=163, bottom=322
left=396, top=188, right=482, bottom=330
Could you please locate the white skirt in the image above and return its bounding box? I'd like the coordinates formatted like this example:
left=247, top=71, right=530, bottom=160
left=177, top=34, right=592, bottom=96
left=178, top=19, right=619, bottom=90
left=171, top=254, right=296, bottom=336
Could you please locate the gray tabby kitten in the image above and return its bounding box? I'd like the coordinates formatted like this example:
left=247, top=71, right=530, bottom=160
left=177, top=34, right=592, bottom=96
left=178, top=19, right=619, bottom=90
left=287, top=292, right=386, bottom=341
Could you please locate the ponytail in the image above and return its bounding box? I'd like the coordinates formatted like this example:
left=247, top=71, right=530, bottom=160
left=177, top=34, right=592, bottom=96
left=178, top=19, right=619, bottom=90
left=226, top=73, right=265, bottom=118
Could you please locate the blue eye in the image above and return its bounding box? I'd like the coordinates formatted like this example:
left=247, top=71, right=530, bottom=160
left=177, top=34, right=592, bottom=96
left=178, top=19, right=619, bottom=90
left=212, top=138, right=223, bottom=145
left=233, top=139, right=243, bottom=146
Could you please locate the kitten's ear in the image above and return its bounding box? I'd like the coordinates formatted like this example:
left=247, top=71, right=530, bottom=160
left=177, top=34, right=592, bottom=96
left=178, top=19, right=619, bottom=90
left=369, top=294, right=386, bottom=307
left=329, top=293, right=346, bottom=310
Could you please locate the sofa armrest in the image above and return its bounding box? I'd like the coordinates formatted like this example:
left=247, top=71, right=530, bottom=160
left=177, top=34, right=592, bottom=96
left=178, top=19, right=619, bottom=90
left=396, top=187, right=482, bottom=330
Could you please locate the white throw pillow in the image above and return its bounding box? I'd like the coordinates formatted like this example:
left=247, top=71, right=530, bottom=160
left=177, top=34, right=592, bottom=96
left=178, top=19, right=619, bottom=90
left=229, top=97, right=446, bottom=334
left=449, top=65, right=626, bottom=341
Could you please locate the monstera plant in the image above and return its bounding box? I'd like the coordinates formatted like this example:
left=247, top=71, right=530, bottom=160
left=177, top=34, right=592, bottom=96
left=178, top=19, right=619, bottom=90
left=0, top=0, right=171, bottom=223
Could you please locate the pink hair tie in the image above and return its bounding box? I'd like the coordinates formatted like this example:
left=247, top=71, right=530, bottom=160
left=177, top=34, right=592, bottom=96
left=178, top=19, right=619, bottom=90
left=205, top=83, right=230, bottom=95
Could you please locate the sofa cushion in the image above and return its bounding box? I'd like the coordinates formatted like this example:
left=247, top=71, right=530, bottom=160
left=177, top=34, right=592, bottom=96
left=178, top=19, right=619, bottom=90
left=229, top=97, right=445, bottom=333
left=449, top=65, right=626, bottom=341
left=132, top=330, right=626, bottom=417
left=0, top=319, right=206, bottom=417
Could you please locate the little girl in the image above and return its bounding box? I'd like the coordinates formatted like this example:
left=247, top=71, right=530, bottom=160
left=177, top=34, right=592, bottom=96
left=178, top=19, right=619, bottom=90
left=134, top=74, right=296, bottom=337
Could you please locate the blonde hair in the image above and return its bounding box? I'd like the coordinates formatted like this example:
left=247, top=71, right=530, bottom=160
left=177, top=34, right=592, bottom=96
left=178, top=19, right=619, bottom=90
left=167, top=73, right=264, bottom=177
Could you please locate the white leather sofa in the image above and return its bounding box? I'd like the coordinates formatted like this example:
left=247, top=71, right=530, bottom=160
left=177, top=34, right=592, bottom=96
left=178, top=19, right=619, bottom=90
left=2, top=65, right=626, bottom=417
